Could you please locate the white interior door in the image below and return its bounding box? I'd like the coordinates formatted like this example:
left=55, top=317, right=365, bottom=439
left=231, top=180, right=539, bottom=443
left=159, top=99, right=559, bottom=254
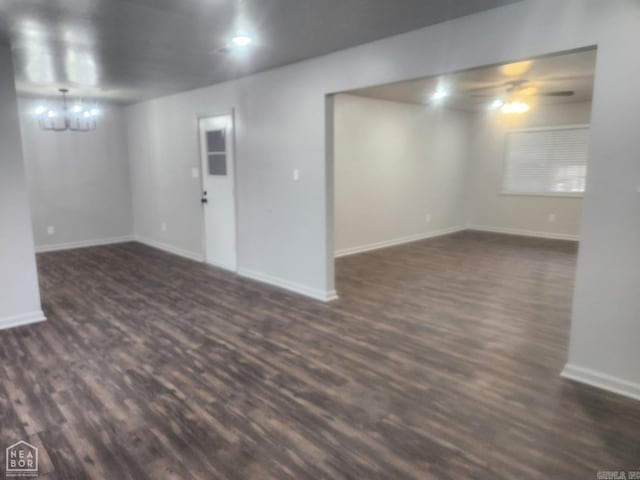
left=199, top=114, right=237, bottom=271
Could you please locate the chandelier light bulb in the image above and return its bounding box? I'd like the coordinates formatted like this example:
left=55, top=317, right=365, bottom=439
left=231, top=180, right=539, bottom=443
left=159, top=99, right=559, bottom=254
left=34, top=105, right=46, bottom=116
left=47, top=110, right=57, bottom=118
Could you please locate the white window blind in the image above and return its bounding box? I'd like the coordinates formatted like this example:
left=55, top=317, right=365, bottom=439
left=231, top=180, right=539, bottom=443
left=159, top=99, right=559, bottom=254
left=502, top=126, right=589, bottom=195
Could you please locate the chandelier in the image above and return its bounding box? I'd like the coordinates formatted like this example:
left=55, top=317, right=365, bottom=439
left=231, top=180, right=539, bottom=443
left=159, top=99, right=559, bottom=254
left=34, top=89, right=101, bottom=132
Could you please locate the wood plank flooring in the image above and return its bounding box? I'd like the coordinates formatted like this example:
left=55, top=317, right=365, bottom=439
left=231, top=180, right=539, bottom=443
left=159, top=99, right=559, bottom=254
left=1, top=231, right=638, bottom=479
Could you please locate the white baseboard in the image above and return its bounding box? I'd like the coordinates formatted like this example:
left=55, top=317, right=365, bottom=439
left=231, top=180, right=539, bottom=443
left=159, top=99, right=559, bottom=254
left=204, top=258, right=237, bottom=273
left=238, top=268, right=338, bottom=303
left=134, top=235, right=205, bottom=262
left=335, top=226, right=466, bottom=258
left=133, top=237, right=335, bottom=302
left=467, top=225, right=579, bottom=241
left=0, top=311, right=46, bottom=330
left=561, top=364, right=640, bottom=401
left=324, top=290, right=339, bottom=302
left=36, top=235, right=134, bottom=253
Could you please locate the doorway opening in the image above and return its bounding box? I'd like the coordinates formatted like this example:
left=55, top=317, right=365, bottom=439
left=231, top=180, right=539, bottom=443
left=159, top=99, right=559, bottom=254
left=330, top=48, right=596, bottom=263
left=327, top=47, right=597, bottom=325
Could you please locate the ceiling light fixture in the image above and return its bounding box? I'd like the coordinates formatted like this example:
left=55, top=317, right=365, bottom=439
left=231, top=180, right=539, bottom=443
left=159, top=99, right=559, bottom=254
left=489, top=99, right=504, bottom=111
left=33, top=89, right=100, bottom=132
left=500, top=101, right=530, bottom=114
left=231, top=34, right=253, bottom=47
left=431, top=88, right=448, bottom=101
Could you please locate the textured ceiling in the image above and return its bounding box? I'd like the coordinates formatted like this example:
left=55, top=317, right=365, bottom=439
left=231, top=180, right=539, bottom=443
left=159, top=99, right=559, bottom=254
left=347, top=49, right=597, bottom=111
left=0, top=0, right=521, bottom=104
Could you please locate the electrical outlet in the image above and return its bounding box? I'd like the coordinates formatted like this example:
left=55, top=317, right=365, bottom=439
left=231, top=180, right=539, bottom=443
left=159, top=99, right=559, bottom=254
left=425, top=214, right=432, bottom=224
left=47, top=225, right=55, bottom=235
left=161, top=222, right=167, bottom=232
left=548, top=213, right=557, bottom=223
left=293, top=169, right=300, bottom=182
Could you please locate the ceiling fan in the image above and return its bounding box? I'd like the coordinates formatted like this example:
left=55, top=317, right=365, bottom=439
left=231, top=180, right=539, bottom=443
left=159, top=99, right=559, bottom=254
left=470, top=79, right=575, bottom=99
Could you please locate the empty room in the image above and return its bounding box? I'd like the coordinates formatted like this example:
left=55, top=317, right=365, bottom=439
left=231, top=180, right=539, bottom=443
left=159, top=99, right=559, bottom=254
left=1, top=1, right=639, bottom=479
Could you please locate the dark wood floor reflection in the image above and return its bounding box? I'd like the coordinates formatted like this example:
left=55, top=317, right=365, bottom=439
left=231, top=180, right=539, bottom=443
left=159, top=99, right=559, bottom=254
left=1, top=232, right=638, bottom=479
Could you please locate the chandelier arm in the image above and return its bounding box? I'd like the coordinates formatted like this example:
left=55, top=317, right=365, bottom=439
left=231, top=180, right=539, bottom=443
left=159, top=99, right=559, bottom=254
left=41, top=117, right=68, bottom=131
left=42, top=125, right=70, bottom=132
left=69, top=117, right=92, bottom=132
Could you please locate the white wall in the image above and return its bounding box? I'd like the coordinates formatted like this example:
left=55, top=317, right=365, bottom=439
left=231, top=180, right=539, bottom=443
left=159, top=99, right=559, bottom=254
left=126, top=72, right=336, bottom=300
left=124, top=1, right=640, bottom=397
left=467, top=101, right=592, bottom=240
left=334, top=97, right=590, bottom=252
left=334, top=94, right=471, bottom=255
left=19, top=99, right=133, bottom=251
left=0, top=46, right=44, bottom=327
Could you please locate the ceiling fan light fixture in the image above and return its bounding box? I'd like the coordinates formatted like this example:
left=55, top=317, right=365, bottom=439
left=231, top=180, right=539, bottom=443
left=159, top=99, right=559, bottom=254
left=501, top=100, right=530, bottom=114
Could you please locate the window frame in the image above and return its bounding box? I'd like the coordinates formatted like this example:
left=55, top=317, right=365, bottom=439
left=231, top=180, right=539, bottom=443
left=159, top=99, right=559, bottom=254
left=499, top=124, right=590, bottom=198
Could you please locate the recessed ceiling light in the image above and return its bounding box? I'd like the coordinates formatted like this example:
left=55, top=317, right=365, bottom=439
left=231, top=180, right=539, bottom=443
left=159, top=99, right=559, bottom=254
left=430, top=88, right=449, bottom=102
left=489, top=99, right=504, bottom=110
left=231, top=35, right=253, bottom=47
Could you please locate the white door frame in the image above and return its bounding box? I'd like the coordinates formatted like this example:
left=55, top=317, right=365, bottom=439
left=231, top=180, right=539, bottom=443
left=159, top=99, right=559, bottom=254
left=197, top=109, right=240, bottom=272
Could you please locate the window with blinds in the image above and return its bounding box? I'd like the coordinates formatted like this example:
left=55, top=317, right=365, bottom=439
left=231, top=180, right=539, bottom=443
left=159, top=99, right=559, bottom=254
left=502, top=126, right=589, bottom=195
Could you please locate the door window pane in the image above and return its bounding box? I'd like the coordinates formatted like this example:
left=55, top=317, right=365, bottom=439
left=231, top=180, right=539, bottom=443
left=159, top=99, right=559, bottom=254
left=208, top=153, right=227, bottom=176
left=207, top=129, right=226, bottom=153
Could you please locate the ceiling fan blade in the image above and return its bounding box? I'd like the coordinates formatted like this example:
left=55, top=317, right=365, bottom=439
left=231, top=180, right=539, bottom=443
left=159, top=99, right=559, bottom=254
left=536, top=90, right=575, bottom=96
left=465, top=81, right=512, bottom=93
left=537, top=74, right=593, bottom=83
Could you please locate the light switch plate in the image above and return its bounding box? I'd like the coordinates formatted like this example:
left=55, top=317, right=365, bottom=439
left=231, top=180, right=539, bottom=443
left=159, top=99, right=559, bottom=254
left=191, top=167, right=200, bottom=179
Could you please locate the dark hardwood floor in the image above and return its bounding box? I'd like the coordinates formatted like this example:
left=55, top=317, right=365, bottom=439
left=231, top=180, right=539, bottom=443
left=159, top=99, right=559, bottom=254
left=1, top=231, right=638, bottom=479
